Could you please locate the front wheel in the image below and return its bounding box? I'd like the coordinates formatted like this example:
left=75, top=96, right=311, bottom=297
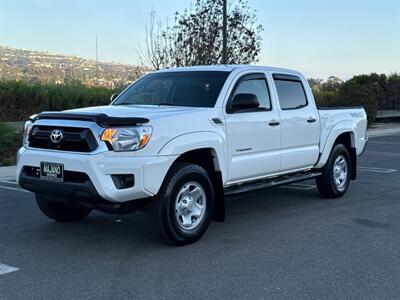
left=316, top=143, right=351, bottom=198
left=149, top=162, right=214, bottom=246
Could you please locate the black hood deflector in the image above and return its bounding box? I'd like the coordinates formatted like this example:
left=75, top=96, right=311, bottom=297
left=34, top=112, right=149, bottom=127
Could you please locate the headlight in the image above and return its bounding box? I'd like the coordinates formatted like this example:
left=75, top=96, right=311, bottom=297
left=23, top=120, right=34, bottom=147
left=101, top=126, right=152, bottom=152
left=22, top=114, right=37, bottom=147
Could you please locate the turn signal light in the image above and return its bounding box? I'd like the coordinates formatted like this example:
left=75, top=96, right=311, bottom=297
left=101, top=128, right=118, bottom=142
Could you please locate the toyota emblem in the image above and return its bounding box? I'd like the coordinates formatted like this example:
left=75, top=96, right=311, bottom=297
left=50, top=129, right=63, bottom=144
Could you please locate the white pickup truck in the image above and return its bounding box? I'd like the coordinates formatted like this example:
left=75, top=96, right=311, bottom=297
left=17, top=65, right=368, bottom=245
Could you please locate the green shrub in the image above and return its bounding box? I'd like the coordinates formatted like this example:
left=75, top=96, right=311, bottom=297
left=385, top=74, right=400, bottom=110
left=315, top=83, right=378, bottom=125
left=0, top=122, right=22, bottom=165
left=0, top=80, right=122, bottom=122
left=2, top=157, right=14, bottom=166
left=313, top=90, right=339, bottom=107
left=338, top=81, right=378, bottom=125
left=310, top=73, right=395, bottom=125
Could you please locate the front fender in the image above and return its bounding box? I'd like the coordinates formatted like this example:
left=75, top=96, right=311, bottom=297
left=158, top=131, right=227, bottom=183
left=315, top=120, right=356, bottom=169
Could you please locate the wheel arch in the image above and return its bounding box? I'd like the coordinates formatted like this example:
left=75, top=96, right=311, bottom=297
left=158, top=131, right=227, bottom=181
left=316, top=129, right=357, bottom=180
left=161, top=147, right=226, bottom=222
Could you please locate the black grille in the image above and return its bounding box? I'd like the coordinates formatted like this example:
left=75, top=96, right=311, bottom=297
left=29, top=126, right=98, bottom=152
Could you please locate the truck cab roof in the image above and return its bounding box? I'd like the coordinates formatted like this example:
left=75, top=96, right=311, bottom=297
left=153, top=65, right=303, bottom=77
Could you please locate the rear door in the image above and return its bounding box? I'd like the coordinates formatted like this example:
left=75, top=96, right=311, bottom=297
left=272, top=74, right=320, bottom=172
left=225, top=73, right=281, bottom=183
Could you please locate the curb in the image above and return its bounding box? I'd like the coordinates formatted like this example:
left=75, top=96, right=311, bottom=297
left=0, top=166, right=17, bottom=181
left=367, top=127, right=400, bottom=138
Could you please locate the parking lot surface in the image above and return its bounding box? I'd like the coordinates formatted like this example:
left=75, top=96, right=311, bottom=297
left=1, top=134, right=400, bottom=299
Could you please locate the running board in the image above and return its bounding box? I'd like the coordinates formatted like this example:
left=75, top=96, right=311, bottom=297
left=224, top=171, right=321, bottom=196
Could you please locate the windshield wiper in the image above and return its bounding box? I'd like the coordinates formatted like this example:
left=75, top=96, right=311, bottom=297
left=155, top=102, right=177, bottom=106
left=113, top=102, right=177, bottom=106
left=113, top=102, right=133, bottom=106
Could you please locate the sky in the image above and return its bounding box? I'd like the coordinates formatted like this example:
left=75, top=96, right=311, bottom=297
left=0, top=0, right=399, bottom=79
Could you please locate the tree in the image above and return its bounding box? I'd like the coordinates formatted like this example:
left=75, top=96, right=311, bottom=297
left=386, top=73, right=400, bottom=110
left=322, top=76, right=343, bottom=93
left=140, top=0, right=263, bottom=69
left=139, top=10, right=173, bottom=70
left=308, top=78, right=323, bottom=90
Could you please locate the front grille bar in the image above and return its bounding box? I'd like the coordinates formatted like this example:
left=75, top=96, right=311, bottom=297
left=29, top=125, right=98, bottom=152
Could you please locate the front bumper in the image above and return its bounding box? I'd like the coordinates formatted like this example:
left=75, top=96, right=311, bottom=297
left=16, top=147, right=177, bottom=203
left=19, top=167, right=103, bottom=201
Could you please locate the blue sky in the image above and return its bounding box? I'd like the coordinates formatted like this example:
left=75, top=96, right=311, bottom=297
left=0, top=0, right=399, bottom=79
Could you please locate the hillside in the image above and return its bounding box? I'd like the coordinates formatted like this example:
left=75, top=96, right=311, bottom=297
left=0, top=46, right=149, bottom=88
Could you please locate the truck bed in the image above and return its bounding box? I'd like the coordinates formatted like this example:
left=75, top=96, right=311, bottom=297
left=318, top=106, right=364, bottom=110
left=317, top=107, right=368, bottom=157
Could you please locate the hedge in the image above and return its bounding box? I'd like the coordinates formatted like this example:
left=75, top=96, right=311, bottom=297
left=1, top=73, right=399, bottom=125
left=312, top=73, right=400, bottom=125
left=313, top=82, right=378, bottom=125
left=0, top=80, right=120, bottom=122
left=0, top=122, right=21, bottom=165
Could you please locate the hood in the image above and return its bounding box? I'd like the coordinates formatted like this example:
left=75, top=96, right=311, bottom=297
left=65, top=105, right=206, bottom=121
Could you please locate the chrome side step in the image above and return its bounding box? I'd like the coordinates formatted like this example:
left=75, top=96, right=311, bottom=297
left=224, top=171, right=321, bottom=196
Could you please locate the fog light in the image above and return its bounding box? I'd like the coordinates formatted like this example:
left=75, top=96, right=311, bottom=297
left=111, top=174, right=135, bottom=189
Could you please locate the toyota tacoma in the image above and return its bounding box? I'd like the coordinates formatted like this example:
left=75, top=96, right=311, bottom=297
left=17, top=65, right=368, bottom=245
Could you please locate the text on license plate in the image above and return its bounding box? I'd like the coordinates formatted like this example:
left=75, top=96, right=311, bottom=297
left=40, top=162, right=64, bottom=182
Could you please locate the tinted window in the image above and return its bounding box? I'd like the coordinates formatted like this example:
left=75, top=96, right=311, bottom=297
left=274, top=79, right=307, bottom=109
left=233, top=79, right=271, bottom=110
left=113, top=71, right=230, bottom=108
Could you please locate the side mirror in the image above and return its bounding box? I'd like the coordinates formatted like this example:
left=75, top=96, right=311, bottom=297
left=231, top=93, right=259, bottom=111
left=110, top=93, right=119, bottom=102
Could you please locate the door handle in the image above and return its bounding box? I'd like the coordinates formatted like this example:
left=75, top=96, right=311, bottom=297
left=307, top=117, right=316, bottom=123
left=268, top=121, right=280, bottom=127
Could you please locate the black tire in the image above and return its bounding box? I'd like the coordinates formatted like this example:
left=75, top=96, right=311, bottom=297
left=149, top=162, right=214, bottom=246
left=36, top=194, right=92, bottom=222
left=316, top=143, right=351, bottom=198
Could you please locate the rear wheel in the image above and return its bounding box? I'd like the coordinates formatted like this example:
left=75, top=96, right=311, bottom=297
left=36, top=194, right=92, bottom=222
left=316, top=143, right=351, bottom=198
left=149, top=162, right=214, bottom=246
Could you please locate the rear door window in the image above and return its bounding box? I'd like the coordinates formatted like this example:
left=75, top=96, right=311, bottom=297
left=273, top=75, right=308, bottom=110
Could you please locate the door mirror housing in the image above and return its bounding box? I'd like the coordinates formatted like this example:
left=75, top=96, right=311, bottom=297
left=231, top=93, right=259, bottom=111
left=110, top=93, right=119, bottom=102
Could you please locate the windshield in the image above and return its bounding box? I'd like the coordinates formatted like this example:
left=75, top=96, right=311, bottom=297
left=113, top=71, right=230, bottom=107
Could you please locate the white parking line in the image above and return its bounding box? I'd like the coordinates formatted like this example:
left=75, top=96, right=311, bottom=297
left=0, top=263, right=19, bottom=276
left=365, top=151, right=400, bottom=157
left=368, top=140, right=400, bottom=145
left=0, top=184, right=30, bottom=193
left=358, top=167, right=398, bottom=174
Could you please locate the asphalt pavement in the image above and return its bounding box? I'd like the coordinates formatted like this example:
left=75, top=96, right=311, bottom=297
left=1, top=134, right=399, bottom=299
